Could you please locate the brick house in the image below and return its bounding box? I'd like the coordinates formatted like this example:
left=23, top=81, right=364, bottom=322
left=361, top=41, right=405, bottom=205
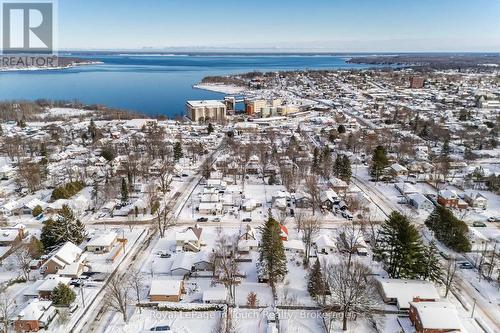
left=13, top=299, right=56, bottom=332
left=149, top=280, right=184, bottom=302
left=409, top=301, right=461, bottom=333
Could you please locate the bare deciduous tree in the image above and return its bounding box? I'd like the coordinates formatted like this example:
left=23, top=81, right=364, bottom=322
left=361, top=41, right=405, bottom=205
left=0, top=287, right=16, bottom=333
left=301, top=215, right=322, bottom=266
left=128, top=267, right=144, bottom=314
left=104, top=273, right=132, bottom=322
left=212, top=231, right=241, bottom=305
left=13, top=244, right=32, bottom=281
left=443, top=258, right=458, bottom=297
left=324, top=260, right=379, bottom=331
left=305, top=175, right=321, bottom=215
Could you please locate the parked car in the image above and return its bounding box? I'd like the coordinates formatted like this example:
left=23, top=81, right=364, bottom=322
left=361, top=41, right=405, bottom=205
left=212, top=217, right=221, bottom=222
left=242, top=218, right=252, bottom=222
left=70, top=279, right=85, bottom=287
left=150, top=326, right=170, bottom=331
left=197, top=217, right=208, bottom=222
left=473, top=221, right=486, bottom=227
left=458, top=262, right=474, bottom=269
left=159, top=253, right=171, bottom=258
left=341, top=211, right=353, bottom=220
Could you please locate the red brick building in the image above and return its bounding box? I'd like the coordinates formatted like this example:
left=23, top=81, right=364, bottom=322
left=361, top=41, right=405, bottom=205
left=409, top=301, right=461, bottom=333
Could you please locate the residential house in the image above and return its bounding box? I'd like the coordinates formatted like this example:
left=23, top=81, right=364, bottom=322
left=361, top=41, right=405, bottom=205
left=202, top=288, right=227, bottom=304
left=409, top=301, right=462, bottom=333
left=294, top=192, right=311, bottom=209
left=463, top=190, right=488, bottom=209
left=283, top=239, right=305, bottom=254
left=85, top=232, right=117, bottom=253
left=239, top=225, right=256, bottom=241
left=407, top=193, right=435, bottom=211
left=320, top=189, right=338, bottom=210
left=377, top=278, right=440, bottom=310
left=36, top=275, right=72, bottom=299
left=149, top=279, right=184, bottom=302
left=192, top=250, right=214, bottom=272
left=390, top=163, right=408, bottom=177
left=238, top=239, right=259, bottom=254
left=40, top=241, right=87, bottom=278
left=13, top=299, right=57, bottom=332
left=329, top=177, right=349, bottom=195
left=175, top=226, right=203, bottom=252
left=437, top=189, right=467, bottom=209
left=314, top=235, right=336, bottom=254
left=170, top=253, right=193, bottom=277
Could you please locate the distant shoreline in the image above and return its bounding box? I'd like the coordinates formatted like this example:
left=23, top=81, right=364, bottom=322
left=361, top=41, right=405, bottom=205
left=0, top=59, right=102, bottom=73
left=193, top=83, right=247, bottom=95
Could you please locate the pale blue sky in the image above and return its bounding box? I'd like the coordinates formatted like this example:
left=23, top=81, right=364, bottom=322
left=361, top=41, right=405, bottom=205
left=58, top=0, right=500, bottom=52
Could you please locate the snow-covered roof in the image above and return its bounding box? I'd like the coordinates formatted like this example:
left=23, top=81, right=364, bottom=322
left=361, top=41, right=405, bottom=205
left=0, top=229, right=20, bottom=242
left=438, top=189, right=458, bottom=200
left=283, top=239, right=305, bottom=252
left=171, top=253, right=193, bottom=272
left=47, top=241, right=83, bottom=266
left=175, top=229, right=198, bottom=243
left=187, top=100, right=225, bottom=108
left=16, top=299, right=52, bottom=321
left=149, top=279, right=182, bottom=296
left=410, top=301, right=461, bottom=330
left=314, top=235, right=336, bottom=249
left=86, top=232, right=117, bottom=248
left=377, top=278, right=440, bottom=309
left=36, top=275, right=71, bottom=292
left=202, top=288, right=227, bottom=302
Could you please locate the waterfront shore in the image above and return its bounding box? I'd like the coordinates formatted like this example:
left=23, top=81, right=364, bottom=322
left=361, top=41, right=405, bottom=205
left=193, top=83, right=247, bottom=94
left=0, top=61, right=103, bottom=72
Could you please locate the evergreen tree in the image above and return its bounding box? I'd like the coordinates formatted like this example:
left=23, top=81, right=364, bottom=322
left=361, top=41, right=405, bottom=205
left=27, top=236, right=44, bottom=259
left=340, top=155, right=352, bottom=182
left=337, top=124, right=346, bottom=134
left=32, top=205, right=43, bottom=217
left=420, top=241, right=442, bottom=283
left=174, top=141, right=183, bottom=161
left=121, top=178, right=129, bottom=203
left=207, top=123, right=214, bottom=134
left=308, top=259, right=328, bottom=299
left=425, top=206, right=471, bottom=253
left=259, top=210, right=288, bottom=292
left=41, top=205, right=86, bottom=249
left=320, top=147, right=333, bottom=178
left=370, top=145, right=389, bottom=181
left=268, top=173, right=276, bottom=185
left=333, top=154, right=342, bottom=178
left=52, top=283, right=76, bottom=306
left=312, top=147, right=320, bottom=174
left=375, top=212, right=424, bottom=279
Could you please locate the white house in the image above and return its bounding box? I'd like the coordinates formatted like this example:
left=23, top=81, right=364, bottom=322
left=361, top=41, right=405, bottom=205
left=202, top=288, right=227, bottom=304
left=377, top=278, right=440, bottom=310
left=463, top=190, right=488, bottom=209
left=283, top=239, right=305, bottom=254
left=314, top=235, right=336, bottom=254
left=170, top=253, right=193, bottom=276
left=407, top=193, right=435, bottom=211
left=85, top=232, right=118, bottom=253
